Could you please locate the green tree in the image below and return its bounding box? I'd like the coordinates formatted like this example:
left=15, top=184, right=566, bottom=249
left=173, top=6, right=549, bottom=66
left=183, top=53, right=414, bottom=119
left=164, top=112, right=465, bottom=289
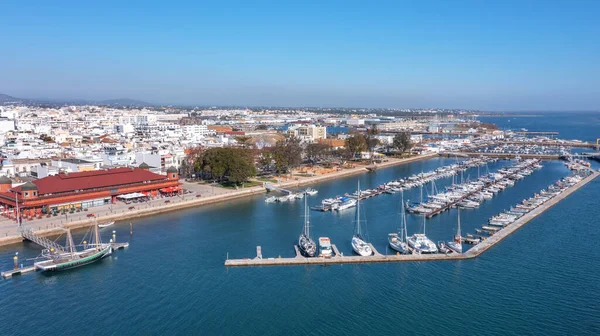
left=200, top=147, right=256, bottom=184
left=305, top=142, right=331, bottom=163
left=258, top=150, right=274, bottom=172
left=235, top=135, right=253, bottom=148
left=345, top=133, right=367, bottom=160
left=272, top=135, right=303, bottom=173
left=392, top=132, right=412, bottom=155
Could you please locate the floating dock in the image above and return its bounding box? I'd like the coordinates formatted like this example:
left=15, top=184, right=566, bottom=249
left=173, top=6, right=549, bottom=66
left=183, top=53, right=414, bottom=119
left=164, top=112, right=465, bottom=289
left=225, top=170, right=599, bottom=267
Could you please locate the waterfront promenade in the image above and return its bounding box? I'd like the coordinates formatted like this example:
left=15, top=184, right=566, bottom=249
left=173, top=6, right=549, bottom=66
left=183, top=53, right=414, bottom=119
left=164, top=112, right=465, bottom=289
left=225, top=170, right=599, bottom=267
left=0, top=153, right=437, bottom=247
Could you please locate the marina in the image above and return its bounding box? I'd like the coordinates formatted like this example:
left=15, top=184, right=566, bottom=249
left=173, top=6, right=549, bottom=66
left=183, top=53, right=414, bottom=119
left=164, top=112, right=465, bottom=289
left=312, top=157, right=498, bottom=212
left=224, top=170, right=599, bottom=267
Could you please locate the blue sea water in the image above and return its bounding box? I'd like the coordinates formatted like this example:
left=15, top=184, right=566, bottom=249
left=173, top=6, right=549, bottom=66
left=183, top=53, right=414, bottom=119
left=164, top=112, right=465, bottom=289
left=0, top=113, right=598, bottom=335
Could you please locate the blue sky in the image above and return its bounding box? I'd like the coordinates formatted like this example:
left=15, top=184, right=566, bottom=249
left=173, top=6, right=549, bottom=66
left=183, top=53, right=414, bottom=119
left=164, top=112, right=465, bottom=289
left=1, top=0, right=598, bottom=110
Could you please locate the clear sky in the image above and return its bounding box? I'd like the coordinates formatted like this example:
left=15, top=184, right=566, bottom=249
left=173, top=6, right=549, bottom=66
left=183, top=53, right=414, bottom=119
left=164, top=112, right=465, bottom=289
left=1, top=0, right=598, bottom=110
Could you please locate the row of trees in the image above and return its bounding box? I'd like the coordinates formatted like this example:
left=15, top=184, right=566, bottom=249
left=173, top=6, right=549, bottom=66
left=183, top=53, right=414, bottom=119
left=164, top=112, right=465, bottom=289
left=346, top=129, right=412, bottom=159
left=181, top=129, right=413, bottom=184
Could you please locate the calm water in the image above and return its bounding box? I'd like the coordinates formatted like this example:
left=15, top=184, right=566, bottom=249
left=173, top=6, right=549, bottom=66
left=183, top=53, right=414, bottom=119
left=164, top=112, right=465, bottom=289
left=0, top=113, right=599, bottom=335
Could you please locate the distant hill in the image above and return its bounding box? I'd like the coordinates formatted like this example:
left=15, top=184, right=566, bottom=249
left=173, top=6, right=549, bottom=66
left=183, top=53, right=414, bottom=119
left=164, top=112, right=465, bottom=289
left=0, top=93, right=23, bottom=103
left=0, top=93, right=153, bottom=107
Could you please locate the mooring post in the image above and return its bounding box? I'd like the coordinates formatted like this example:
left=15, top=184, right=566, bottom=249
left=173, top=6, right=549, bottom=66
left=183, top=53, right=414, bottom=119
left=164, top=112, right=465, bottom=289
left=112, top=230, right=116, bottom=243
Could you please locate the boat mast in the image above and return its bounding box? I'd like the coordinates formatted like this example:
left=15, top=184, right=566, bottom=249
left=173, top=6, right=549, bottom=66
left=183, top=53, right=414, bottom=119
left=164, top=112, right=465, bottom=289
left=400, top=190, right=407, bottom=243
left=94, top=217, right=101, bottom=250
left=355, top=181, right=361, bottom=237
left=456, top=208, right=461, bottom=241
left=303, top=194, right=310, bottom=238
left=66, top=229, right=75, bottom=256
left=422, top=214, right=426, bottom=236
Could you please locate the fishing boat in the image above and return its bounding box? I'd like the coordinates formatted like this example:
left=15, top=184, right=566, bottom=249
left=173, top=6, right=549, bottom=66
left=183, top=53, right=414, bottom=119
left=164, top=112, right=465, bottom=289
left=34, top=222, right=113, bottom=272
left=388, top=191, right=409, bottom=254
left=305, top=188, right=318, bottom=196
left=98, top=221, right=115, bottom=228
left=446, top=209, right=463, bottom=253
left=351, top=182, right=373, bottom=256
left=407, top=215, right=438, bottom=254
left=298, top=197, right=317, bottom=257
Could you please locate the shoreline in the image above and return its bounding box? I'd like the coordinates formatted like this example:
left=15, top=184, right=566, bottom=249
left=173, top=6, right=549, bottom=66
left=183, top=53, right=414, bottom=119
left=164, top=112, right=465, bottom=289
left=0, top=153, right=437, bottom=248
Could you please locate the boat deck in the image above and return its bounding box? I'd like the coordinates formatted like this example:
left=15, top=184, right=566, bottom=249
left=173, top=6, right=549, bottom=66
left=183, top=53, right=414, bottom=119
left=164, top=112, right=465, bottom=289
left=225, top=170, right=599, bottom=267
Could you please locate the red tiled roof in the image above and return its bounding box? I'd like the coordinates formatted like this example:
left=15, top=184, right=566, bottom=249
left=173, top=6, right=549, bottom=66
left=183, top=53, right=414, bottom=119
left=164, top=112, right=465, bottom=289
left=13, top=168, right=168, bottom=195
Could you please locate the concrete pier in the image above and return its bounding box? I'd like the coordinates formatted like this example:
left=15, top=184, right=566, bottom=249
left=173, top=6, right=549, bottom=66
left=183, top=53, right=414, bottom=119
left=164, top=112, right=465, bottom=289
left=225, top=171, right=599, bottom=267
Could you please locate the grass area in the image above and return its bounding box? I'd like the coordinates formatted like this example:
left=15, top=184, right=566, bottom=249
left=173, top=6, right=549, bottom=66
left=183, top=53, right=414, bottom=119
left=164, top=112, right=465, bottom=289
left=217, top=180, right=263, bottom=189
left=257, top=177, right=278, bottom=183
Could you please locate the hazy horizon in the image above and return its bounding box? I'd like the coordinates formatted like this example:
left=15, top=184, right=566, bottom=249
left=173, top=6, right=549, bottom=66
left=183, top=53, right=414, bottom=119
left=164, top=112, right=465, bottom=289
left=1, top=0, right=598, bottom=110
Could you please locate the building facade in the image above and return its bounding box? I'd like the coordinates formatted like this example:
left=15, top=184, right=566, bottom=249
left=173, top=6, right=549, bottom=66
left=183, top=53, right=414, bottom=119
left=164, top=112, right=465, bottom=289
left=0, top=166, right=180, bottom=218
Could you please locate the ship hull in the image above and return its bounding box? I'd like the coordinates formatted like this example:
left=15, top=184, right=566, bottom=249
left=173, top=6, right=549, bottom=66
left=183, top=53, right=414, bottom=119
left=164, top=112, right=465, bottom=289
left=35, top=246, right=113, bottom=272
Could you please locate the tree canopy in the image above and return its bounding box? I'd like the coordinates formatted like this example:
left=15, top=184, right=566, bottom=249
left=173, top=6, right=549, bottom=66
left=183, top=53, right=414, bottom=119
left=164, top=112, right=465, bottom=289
left=199, top=147, right=256, bottom=184
left=271, top=135, right=303, bottom=173
left=345, top=133, right=367, bottom=159
left=392, top=132, right=412, bottom=155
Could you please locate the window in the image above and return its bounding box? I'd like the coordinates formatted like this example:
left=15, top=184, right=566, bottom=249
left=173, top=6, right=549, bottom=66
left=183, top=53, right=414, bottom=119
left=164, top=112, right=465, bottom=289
left=24, top=192, right=28, bottom=197
left=172, top=174, right=176, bottom=178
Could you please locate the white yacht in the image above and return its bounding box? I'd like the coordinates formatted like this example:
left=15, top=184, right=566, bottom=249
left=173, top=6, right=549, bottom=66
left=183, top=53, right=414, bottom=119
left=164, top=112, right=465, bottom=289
left=351, top=182, right=373, bottom=256
left=318, top=237, right=333, bottom=257
left=305, top=188, right=318, bottom=196
left=407, top=215, right=438, bottom=254
left=336, top=198, right=357, bottom=211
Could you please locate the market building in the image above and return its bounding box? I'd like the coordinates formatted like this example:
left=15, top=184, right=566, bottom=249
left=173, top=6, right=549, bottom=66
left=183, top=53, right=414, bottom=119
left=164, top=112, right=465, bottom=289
left=0, top=165, right=180, bottom=219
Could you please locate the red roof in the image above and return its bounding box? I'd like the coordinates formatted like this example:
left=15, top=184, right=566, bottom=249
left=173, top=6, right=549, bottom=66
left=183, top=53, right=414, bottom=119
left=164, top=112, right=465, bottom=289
left=13, top=168, right=168, bottom=195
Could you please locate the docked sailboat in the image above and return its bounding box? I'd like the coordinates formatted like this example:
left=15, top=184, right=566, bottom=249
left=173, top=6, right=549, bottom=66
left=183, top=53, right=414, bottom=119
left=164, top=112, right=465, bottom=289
left=351, top=181, right=373, bottom=256
left=388, top=190, right=409, bottom=254
left=33, top=222, right=113, bottom=272
left=407, top=215, right=438, bottom=254
left=298, top=196, right=317, bottom=257
left=446, top=209, right=463, bottom=254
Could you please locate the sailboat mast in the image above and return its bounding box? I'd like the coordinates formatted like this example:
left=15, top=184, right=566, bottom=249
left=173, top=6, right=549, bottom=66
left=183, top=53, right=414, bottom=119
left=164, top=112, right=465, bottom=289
left=457, top=208, right=461, bottom=239
left=304, top=195, right=310, bottom=237
left=423, top=214, right=426, bottom=236
left=400, top=190, right=407, bottom=243
left=356, top=181, right=361, bottom=236
left=66, top=229, right=75, bottom=255
left=94, top=218, right=100, bottom=250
